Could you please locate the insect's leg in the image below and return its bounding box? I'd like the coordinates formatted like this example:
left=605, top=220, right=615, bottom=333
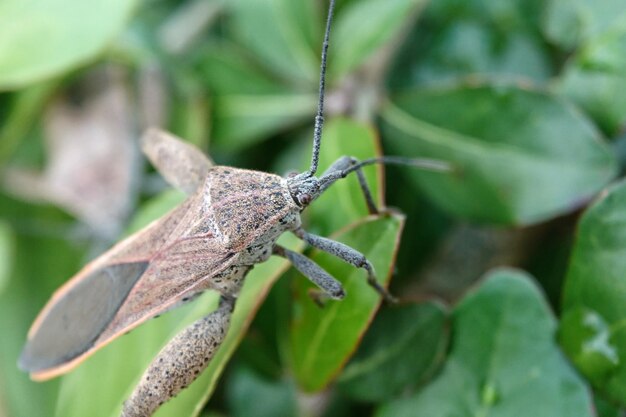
left=120, top=296, right=234, bottom=417
left=273, top=245, right=345, bottom=300
left=322, top=156, right=378, bottom=214
left=293, top=228, right=397, bottom=303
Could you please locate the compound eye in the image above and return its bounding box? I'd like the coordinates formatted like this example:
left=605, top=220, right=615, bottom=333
left=298, top=193, right=312, bottom=206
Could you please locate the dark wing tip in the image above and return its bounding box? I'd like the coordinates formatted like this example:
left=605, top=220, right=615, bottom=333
left=18, top=341, right=48, bottom=373
left=18, top=261, right=149, bottom=375
left=17, top=346, right=35, bottom=372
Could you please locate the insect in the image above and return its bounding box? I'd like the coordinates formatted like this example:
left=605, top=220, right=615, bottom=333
left=18, top=1, right=450, bottom=416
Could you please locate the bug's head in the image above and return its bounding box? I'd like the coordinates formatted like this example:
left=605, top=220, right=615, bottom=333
left=286, top=172, right=322, bottom=209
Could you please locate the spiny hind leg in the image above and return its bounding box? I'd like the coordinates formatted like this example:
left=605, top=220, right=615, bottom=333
left=273, top=245, right=345, bottom=301
left=292, top=228, right=397, bottom=303
left=323, top=156, right=379, bottom=214
left=120, top=296, right=234, bottom=417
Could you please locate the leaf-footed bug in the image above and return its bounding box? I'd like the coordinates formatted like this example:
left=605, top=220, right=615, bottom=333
left=18, top=1, right=451, bottom=416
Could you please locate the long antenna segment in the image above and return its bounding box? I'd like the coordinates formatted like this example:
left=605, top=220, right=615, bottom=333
left=309, top=0, right=336, bottom=176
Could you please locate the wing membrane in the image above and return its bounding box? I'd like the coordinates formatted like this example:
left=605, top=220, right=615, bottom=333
left=19, top=261, right=149, bottom=373
left=20, top=187, right=236, bottom=380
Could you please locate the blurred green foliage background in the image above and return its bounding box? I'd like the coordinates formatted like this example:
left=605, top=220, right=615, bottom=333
left=1, top=0, right=626, bottom=416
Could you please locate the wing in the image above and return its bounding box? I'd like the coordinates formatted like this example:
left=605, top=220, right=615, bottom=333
left=19, top=189, right=237, bottom=381
left=19, top=261, right=149, bottom=378
left=141, top=128, right=214, bottom=194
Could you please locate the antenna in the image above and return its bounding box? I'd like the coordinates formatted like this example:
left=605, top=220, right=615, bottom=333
left=318, top=156, right=453, bottom=191
left=309, top=0, right=336, bottom=177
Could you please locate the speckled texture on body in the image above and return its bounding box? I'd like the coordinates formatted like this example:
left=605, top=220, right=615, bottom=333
left=202, top=166, right=300, bottom=251
left=120, top=299, right=233, bottom=417
left=21, top=165, right=302, bottom=381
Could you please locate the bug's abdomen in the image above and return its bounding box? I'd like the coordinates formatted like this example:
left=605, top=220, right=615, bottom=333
left=208, top=264, right=252, bottom=296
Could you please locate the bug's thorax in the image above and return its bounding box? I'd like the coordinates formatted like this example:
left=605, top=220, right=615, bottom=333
left=195, top=166, right=302, bottom=253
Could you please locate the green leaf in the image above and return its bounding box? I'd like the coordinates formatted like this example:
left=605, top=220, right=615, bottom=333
left=561, top=179, right=626, bottom=406
left=559, top=308, right=619, bottom=387
left=197, top=44, right=317, bottom=152
left=382, top=82, right=617, bottom=225
left=594, top=396, right=623, bottom=417
left=558, top=67, right=626, bottom=137
left=286, top=119, right=405, bottom=393
left=288, top=214, right=405, bottom=392
left=543, top=0, right=626, bottom=49
left=207, top=0, right=326, bottom=150
left=377, top=269, right=593, bottom=417
left=0, top=221, right=14, bottom=295
left=330, top=0, right=427, bottom=79
left=212, top=94, right=317, bottom=152
left=0, top=0, right=136, bottom=90
left=338, top=301, right=448, bottom=402
left=556, top=27, right=626, bottom=135
left=426, top=0, right=543, bottom=33
left=306, top=117, right=383, bottom=235
left=226, top=365, right=296, bottom=417
left=54, top=190, right=302, bottom=417
left=391, top=20, right=552, bottom=88
left=228, top=0, right=320, bottom=84
left=199, top=44, right=292, bottom=96
left=0, top=81, right=58, bottom=163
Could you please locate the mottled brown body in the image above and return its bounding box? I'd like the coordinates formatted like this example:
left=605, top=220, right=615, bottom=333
left=20, top=165, right=301, bottom=381
left=109, top=166, right=301, bottom=332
